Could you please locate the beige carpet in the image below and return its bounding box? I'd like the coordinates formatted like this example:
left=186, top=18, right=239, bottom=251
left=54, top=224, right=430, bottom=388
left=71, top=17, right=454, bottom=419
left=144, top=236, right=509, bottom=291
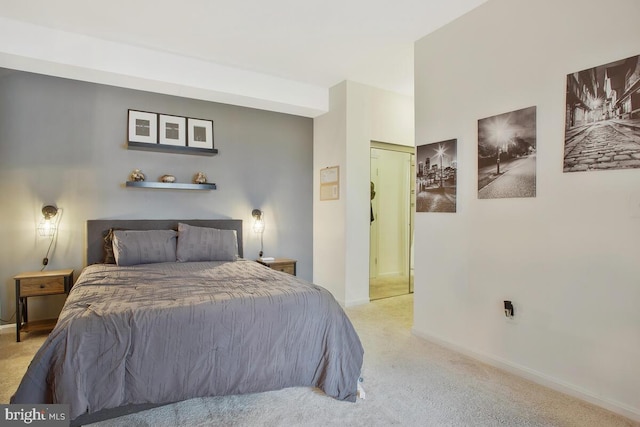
left=1, top=295, right=637, bottom=426
left=369, top=275, right=412, bottom=300
left=0, top=328, right=50, bottom=404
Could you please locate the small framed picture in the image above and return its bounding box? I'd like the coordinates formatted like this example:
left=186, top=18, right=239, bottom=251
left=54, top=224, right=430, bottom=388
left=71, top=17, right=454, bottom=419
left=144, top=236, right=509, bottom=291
left=128, top=110, right=158, bottom=144
left=187, top=118, right=214, bottom=149
left=159, top=114, right=186, bottom=146
left=320, top=166, right=340, bottom=201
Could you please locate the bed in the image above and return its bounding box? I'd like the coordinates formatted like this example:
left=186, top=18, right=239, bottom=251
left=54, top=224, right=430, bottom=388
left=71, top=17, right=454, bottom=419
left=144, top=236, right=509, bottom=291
left=11, top=219, right=364, bottom=426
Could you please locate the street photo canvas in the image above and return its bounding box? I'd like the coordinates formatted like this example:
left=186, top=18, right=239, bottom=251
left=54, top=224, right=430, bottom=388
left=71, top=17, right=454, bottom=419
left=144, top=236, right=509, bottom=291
left=416, top=139, right=457, bottom=213
left=477, top=106, right=537, bottom=199
left=564, top=54, right=640, bottom=172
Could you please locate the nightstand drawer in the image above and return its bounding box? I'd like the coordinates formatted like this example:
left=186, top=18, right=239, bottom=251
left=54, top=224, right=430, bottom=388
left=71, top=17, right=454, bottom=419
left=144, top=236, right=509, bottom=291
left=256, top=258, right=297, bottom=276
left=20, top=277, right=65, bottom=296
left=272, top=264, right=295, bottom=275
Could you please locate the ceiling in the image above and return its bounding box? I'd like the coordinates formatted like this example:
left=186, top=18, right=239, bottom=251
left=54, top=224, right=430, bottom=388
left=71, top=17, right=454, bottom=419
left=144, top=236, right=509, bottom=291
left=0, top=0, right=487, bottom=114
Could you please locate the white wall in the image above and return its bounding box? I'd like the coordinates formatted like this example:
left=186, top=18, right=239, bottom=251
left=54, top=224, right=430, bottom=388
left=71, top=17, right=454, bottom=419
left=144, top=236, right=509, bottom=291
left=313, top=83, right=348, bottom=302
left=0, top=16, right=327, bottom=117
left=314, top=81, right=414, bottom=305
left=413, top=0, right=640, bottom=420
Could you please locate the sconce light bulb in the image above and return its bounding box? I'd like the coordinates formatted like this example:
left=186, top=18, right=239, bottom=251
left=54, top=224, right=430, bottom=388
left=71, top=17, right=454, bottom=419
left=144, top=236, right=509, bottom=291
left=252, top=209, right=264, bottom=233
left=253, top=219, right=265, bottom=233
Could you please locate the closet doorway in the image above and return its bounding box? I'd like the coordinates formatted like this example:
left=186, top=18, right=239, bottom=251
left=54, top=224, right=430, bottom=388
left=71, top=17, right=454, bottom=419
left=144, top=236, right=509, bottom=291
left=369, top=141, right=415, bottom=300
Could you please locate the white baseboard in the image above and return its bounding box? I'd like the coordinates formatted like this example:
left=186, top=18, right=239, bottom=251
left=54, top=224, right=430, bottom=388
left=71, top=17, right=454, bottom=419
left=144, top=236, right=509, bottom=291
left=411, top=328, right=640, bottom=423
left=344, top=298, right=370, bottom=307
left=0, top=323, right=16, bottom=333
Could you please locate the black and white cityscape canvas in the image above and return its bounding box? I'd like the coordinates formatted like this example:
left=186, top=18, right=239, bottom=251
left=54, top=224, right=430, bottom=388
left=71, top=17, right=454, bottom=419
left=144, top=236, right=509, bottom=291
left=416, top=139, right=457, bottom=213
left=564, top=54, right=640, bottom=172
left=478, top=106, right=537, bottom=199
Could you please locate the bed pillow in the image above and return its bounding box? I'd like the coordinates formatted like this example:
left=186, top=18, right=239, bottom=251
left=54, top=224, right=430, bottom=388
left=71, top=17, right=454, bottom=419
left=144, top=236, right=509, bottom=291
left=112, top=229, right=178, bottom=266
left=102, top=228, right=125, bottom=264
left=176, top=223, right=238, bottom=262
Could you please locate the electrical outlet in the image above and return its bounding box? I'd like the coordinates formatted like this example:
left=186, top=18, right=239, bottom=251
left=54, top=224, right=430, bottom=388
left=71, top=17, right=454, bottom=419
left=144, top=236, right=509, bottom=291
left=503, top=300, right=514, bottom=318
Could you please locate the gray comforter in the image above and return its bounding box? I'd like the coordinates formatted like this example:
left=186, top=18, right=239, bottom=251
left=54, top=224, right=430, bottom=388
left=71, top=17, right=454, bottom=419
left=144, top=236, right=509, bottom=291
left=11, top=260, right=364, bottom=421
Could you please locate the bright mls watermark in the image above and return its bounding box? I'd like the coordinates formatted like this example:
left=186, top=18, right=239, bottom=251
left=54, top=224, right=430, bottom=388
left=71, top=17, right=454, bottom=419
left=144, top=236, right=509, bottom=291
left=1, top=405, right=69, bottom=426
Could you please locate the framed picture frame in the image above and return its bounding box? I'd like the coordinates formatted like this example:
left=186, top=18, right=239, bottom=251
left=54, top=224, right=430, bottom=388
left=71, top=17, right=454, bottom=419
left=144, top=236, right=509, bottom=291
left=187, top=118, right=214, bottom=149
left=319, top=165, right=339, bottom=201
left=128, top=110, right=158, bottom=144
left=159, top=114, right=186, bottom=146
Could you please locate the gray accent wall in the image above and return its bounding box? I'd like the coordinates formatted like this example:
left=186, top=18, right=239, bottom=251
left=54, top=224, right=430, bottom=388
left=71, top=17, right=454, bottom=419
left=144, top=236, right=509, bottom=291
left=0, top=69, right=313, bottom=323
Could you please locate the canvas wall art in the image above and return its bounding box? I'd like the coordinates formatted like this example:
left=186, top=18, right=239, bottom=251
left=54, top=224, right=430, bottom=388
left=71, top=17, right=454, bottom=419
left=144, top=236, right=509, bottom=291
left=416, top=139, right=457, bottom=212
left=477, top=106, right=537, bottom=199
left=564, top=54, right=640, bottom=172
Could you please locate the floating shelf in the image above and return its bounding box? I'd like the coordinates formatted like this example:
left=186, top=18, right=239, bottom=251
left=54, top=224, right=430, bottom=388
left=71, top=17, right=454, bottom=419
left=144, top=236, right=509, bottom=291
left=127, top=141, right=218, bottom=156
left=126, top=181, right=217, bottom=190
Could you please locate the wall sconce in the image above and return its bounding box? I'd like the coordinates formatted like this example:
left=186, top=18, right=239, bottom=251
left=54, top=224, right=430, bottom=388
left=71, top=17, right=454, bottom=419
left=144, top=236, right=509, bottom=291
left=252, top=209, right=265, bottom=258
left=252, top=209, right=265, bottom=233
left=38, top=205, right=59, bottom=237
left=38, top=205, right=61, bottom=267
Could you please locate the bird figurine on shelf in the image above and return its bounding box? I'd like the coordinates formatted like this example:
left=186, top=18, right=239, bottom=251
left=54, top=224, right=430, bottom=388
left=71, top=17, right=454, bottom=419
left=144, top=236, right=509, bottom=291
left=193, top=172, right=207, bottom=184
left=129, top=169, right=145, bottom=182
left=160, top=174, right=176, bottom=183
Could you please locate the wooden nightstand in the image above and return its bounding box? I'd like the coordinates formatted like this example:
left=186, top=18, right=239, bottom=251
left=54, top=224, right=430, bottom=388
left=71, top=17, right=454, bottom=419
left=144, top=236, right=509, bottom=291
left=14, top=268, right=74, bottom=342
left=256, top=258, right=297, bottom=276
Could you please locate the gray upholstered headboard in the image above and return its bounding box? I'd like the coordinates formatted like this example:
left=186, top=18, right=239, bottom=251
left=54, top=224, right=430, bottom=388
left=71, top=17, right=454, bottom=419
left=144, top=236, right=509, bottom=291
left=86, top=219, right=244, bottom=265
